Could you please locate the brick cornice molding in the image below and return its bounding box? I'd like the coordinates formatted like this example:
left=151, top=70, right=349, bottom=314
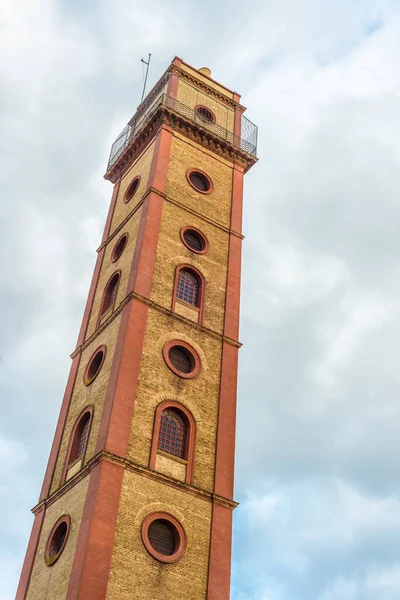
left=71, top=291, right=242, bottom=358
left=33, top=450, right=238, bottom=514
left=172, top=65, right=245, bottom=111
left=105, top=103, right=256, bottom=184
left=99, top=186, right=245, bottom=253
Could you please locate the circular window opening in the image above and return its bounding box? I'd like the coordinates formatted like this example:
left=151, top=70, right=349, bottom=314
left=187, top=170, right=212, bottom=194
left=111, top=233, right=128, bottom=262
left=124, top=177, right=140, bottom=203
left=181, top=227, right=207, bottom=253
left=163, top=341, right=200, bottom=379
left=84, top=347, right=105, bottom=385
left=142, top=512, right=186, bottom=564
left=148, top=519, right=177, bottom=556
left=45, top=516, right=70, bottom=565
left=195, top=105, right=215, bottom=123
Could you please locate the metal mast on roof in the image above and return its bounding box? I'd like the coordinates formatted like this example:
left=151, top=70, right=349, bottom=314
left=141, top=54, right=152, bottom=102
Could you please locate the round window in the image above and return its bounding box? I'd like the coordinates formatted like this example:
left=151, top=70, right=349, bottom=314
left=142, top=512, right=186, bottom=563
left=195, top=105, right=215, bottom=123
left=45, top=516, right=70, bottom=565
left=181, top=227, right=207, bottom=253
left=163, top=341, right=200, bottom=379
left=187, top=170, right=212, bottom=194
left=84, top=347, right=106, bottom=385
left=124, top=176, right=140, bottom=203
left=148, top=519, right=177, bottom=555
left=111, top=233, right=128, bottom=262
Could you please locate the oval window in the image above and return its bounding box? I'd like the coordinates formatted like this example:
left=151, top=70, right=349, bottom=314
left=163, top=341, right=200, bottom=379
left=111, top=233, right=128, bottom=262
left=45, top=516, right=70, bottom=565
left=84, top=347, right=105, bottom=385
left=181, top=227, right=207, bottom=253
left=141, top=512, right=186, bottom=564
left=195, top=105, right=215, bottom=123
left=124, top=176, right=140, bottom=203
left=187, top=170, right=212, bottom=194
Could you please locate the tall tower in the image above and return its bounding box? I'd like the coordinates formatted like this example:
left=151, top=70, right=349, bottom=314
left=17, top=57, right=257, bottom=600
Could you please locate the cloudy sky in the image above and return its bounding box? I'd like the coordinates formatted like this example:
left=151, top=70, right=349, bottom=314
left=2, top=0, right=400, bottom=598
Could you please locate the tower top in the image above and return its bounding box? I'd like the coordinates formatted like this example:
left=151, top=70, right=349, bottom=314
left=105, top=56, right=258, bottom=183
left=198, top=66, right=212, bottom=77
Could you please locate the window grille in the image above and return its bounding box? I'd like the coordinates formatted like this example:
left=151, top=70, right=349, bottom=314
left=158, top=409, right=186, bottom=458
left=176, top=270, right=198, bottom=306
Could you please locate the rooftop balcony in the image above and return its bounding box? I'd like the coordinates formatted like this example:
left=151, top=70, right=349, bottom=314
left=106, top=91, right=258, bottom=180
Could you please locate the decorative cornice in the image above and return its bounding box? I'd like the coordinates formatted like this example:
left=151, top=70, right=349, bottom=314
left=105, top=101, right=257, bottom=184
left=72, top=289, right=242, bottom=359
left=32, top=450, right=238, bottom=514
left=98, top=185, right=244, bottom=255
left=173, top=66, right=245, bottom=111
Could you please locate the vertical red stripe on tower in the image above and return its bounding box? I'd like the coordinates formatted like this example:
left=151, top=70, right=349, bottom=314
left=207, top=163, right=244, bottom=598
left=69, top=124, right=173, bottom=598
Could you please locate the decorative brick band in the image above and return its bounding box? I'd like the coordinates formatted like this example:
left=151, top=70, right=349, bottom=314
left=71, top=290, right=242, bottom=360
left=32, top=450, right=238, bottom=514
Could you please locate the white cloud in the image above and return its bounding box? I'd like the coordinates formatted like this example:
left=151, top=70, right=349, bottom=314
left=3, top=0, right=400, bottom=599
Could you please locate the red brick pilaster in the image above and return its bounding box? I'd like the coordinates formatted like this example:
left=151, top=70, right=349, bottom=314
left=207, top=164, right=244, bottom=599
left=15, top=508, right=45, bottom=600
left=68, top=126, right=172, bottom=598
left=67, top=461, right=124, bottom=599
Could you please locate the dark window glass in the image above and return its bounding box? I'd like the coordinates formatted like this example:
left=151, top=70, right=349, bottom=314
left=87, top=350, right=104, bottom=382
left=125, top=177, right=139, bottom=202
left=158, top=409, right=186, bottom=458
left=101, top=273, right=119, bottom=315
left=168, top=345, right=193, bottom=374
left=69, top=412, right=91, bottom=464
left=176, top=270, right=198, bottom=306
left=196, top=106, right=214, bottom=122
left=49, top=521, right=67, bottom=558
left=112, top=234, right=128, bottom=261
left=183, top=229, right=205, bottom=252
left=189, top=171, right=210, bottom=192
left=148, top=519, right=176, bottom=556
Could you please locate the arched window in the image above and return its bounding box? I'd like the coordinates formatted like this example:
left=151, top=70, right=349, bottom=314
left=69, top=411, right=91, bottom=465
left=100, top=272, right=120, bottom=318
left=62, top=407, right=93, bottom=483
left=150, top=401, right=197, bottom=484
left=158, top=409, right=186, bottom=458
left=176, top=269, right=199, bottom=307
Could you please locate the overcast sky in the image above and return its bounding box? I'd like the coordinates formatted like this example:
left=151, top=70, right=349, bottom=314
left=2, top=0, right=400, bottom=598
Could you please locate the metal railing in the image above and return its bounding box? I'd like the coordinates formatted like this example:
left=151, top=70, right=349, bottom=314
left=107, top=94, right=258, bottom=171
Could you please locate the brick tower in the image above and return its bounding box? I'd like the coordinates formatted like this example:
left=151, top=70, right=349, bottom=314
left=17, top=57, right=257, bottom=600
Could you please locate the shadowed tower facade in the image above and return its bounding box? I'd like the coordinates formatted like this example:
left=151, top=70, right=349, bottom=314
left=17, top=57, right=258, bottom=600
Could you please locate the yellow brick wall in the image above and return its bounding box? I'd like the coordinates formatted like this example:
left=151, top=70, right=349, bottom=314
left=179, top=63, right=234, bottom=101
left=27, top=476, right=90, bottom=600
left=85, top=206, right=142, bottom=339
left=106, top=470, right=212, bottom=600
left=109, top=139, right=155, bottom=235
left=50, top=316, right=121, bottom=495
left=176, top=80, right=235, bottom=132
left=151, top=200, right=229, bottom=334
left=127, top=308, right=222, bottom=492
left=165, top=134, right=233, bottom=229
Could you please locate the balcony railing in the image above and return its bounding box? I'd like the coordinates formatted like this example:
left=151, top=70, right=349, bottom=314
left=107, top=94, right=258, bottom=171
